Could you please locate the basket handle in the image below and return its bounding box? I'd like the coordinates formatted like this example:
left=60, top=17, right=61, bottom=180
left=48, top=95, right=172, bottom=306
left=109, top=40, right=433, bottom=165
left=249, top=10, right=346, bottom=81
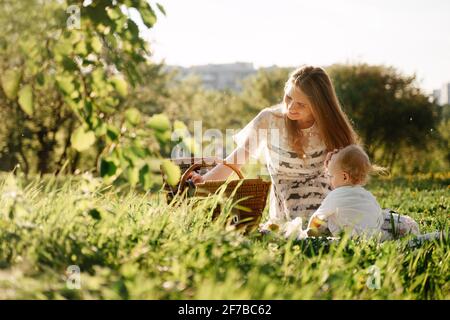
left=178, top=160, right=244, bottom=193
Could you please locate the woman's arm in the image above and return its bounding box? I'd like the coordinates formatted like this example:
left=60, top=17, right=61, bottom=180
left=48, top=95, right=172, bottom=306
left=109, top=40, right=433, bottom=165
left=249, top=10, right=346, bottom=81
left=188, top=145, right=250, bottom=183
left=189, top=108, right=268, bottom=183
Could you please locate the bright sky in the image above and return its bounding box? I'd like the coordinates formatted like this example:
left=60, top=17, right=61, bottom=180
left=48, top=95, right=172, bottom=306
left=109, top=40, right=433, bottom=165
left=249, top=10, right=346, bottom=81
left=139, top=0, right=450, bottom=93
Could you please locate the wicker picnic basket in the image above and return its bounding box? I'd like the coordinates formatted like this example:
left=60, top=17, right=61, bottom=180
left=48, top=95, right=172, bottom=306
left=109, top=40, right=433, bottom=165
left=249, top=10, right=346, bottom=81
left=161, top=157, right=271, bottom=231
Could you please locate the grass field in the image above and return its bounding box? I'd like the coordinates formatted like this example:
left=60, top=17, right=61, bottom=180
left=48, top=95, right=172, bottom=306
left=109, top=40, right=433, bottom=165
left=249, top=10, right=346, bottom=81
left=0, top=171, right=448, bottom=299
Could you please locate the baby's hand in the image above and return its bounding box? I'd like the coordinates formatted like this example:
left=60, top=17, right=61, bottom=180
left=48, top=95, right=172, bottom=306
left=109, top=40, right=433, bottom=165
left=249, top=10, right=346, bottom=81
left=306, top=216, right=328, bottom=237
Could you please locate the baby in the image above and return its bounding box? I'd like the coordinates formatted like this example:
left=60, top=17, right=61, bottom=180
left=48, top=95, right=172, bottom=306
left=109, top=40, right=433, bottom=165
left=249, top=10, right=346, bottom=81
left=284, top=145, right=403, bottom=239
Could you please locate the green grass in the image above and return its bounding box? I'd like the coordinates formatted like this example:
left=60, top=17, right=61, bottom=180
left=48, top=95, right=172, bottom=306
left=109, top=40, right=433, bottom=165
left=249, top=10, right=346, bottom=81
left=0, top=171, right=448, bottom=299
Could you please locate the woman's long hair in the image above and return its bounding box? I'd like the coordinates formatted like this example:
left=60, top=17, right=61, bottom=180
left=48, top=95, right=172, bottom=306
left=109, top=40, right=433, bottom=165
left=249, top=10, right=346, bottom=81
left=284, top=65, right=359, bottom=157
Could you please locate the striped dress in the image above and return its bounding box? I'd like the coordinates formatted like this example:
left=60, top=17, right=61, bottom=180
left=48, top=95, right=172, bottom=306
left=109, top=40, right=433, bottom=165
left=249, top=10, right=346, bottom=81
left=233, top=104, right=332, bottom=228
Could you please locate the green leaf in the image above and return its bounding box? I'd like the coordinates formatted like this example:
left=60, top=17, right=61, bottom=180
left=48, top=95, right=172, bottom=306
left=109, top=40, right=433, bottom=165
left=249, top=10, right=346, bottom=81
left=88, top=208, right=102, bottom=220
left=173, top=120, right=188, bottom=131
left=97, top=103, right=116, bottom=114
left=125, top=108, right=141, bottom=126
left=100, top=158, right=118, bottom=178
left=95, top=122, right=107, bottom=136
left=19, top=38, right=38, bottom=56
left=1, top=69, right=21, bottom=100
left=36, top=72, right=45, bottom=86
left=147, top=113, right=171, bottom=132
left=90, top=36, right=102, bottom=53
left=155, top=130, right=172, bottom=143
left=148, top=158, right=162, bottom=172
left=161, top=159, right=181, bottom=186
left=130, top=145, right=148, bottom=158
left=75, top=41, right=88, bottom=56
left=18, top=85, right=33, bottom=116
left=106, top=125, right=120, bottom=142
left=53, top=37, right=73, bottom=58
left=62, top=56, right=78, bottom=71
left=92, top=68, right=105, bottom=84
left=69, top=31, right=83, bottom=45
left=139, top=164, right=152, bottom=190
left=71, top=127, right=96, bottom=152
left=127, top=167, right=139, bottom=187
left=156, top=3, right=166, bottom=16
left=106, top=7, right=121, bottom=20
left=111, top=76, right=128, bottom=97
left=56, top=75, right=75, bottom=95
left=140, top=3, right=157, bottom=28
left=123, top=148, right=138, bottom=166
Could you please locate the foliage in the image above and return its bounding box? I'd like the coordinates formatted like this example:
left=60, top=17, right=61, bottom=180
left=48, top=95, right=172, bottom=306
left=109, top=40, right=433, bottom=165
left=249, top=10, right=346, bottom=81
left=238, top=67, right=291, bottom=120
left=328, top=63, right=442, bottom=171
left=0, top=0, right=180, bottom=189
left=164, top=75, right=240, bottom=130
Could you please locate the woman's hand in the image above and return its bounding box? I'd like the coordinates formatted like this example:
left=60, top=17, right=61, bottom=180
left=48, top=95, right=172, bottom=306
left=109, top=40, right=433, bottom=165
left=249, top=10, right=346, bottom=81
left=324, top=148, right=340, bottom=169
left=186, top=171, right=205, bottom=184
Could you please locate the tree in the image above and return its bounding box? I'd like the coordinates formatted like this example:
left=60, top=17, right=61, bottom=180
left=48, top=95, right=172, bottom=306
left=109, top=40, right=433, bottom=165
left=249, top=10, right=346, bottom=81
left=0, top=0, right=77, bottom=174
left=0, top=0, right=179, bottom=188
left=327, top=63, right=441, bottom=170
left=238, top=67, right=292, bottom=124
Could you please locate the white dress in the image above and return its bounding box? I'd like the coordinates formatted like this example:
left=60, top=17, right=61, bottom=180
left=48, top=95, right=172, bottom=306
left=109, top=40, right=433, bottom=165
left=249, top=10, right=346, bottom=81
left=233, top=104, right=332, bottom=228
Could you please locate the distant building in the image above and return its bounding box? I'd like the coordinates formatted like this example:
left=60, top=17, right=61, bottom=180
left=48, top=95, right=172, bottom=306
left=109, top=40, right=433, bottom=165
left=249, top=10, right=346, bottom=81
left=440, top=83, right=450, bottom=105
left=432, top=89, right=441, bottom=103
left=168, top=62, right=257, bottom=91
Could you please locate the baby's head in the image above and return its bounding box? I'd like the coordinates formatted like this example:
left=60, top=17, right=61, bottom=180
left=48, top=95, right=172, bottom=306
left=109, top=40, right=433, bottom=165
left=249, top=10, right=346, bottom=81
left=326, top=145, right=376, bottom=189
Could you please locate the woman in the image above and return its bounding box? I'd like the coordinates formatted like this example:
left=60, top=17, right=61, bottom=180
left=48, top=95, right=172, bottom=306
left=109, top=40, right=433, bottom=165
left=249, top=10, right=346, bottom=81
left=188, top=65, right=359, bottom=229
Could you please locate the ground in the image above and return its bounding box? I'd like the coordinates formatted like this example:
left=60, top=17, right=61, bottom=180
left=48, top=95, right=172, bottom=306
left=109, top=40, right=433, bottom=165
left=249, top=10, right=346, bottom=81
left=0, top=172, right=448, bottom=299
